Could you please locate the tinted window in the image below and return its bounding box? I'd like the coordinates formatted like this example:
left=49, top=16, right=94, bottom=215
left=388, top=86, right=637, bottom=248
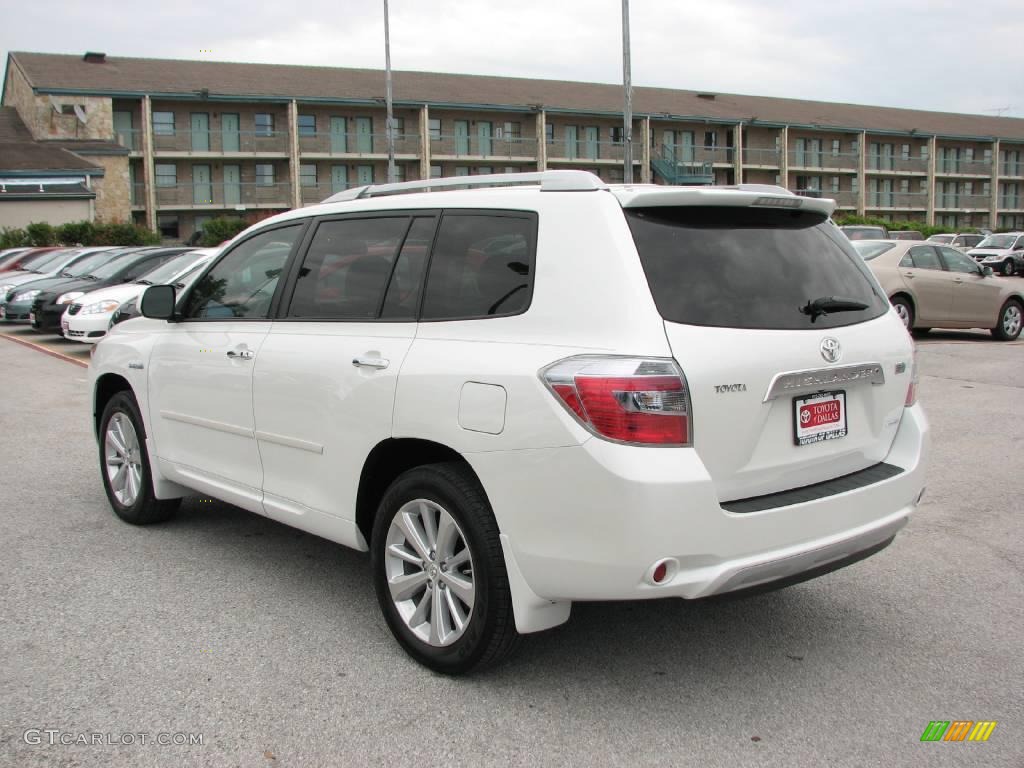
left=626, top=207, right=888, bottom=330
left=288, top=217, right=409, bottom=319
left=908, top=246, right=942, bottom=270
left=382, top=217, right=436, bottom=320
left=939, top=247, right=981, bottom=274
left=421, top=213, right=536, bottom=320
left=184, top=225, right=301, bottom=319
left=66, top=250, right=123, bottom=277
left=119, top=252, right=181, bottom=282
left=88, top=251, right=151, bottom=279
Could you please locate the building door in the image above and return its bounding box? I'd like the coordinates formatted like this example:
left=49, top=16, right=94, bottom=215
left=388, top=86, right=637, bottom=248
left=223, top=164, right=241, bottom=205
left=584, top=126, right=599, bottom=160
left=192, top=164, right=212, bottom=204
left=221, top=113, right=240, bottom=152
left=113, top=111, right=134, bottom=150
left=331, top=165, right=348, bottom=193
left=454, top=120, right=470, bottom=155
left=355, top=117, right=373, bottom=153
left=478, top=121, right=492, bottom=156
left=357, top=165, right=374, bottom=185
left=191, top=113, right=210, bottom=152
left=564, top=126, right=578, bottom=159
left=330, top=117, right=347, bottom=153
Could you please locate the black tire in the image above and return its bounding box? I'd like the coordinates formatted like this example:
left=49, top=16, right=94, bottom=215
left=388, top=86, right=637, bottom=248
left=1001, top=260, right=1016, bottom=277
left=991, top=299, right=1023, bottom=341
left=891, top=296, right=914, bottom=330
left=98, top=391, right=180, bottom=524
left=371, top=462, right=519, bottom=675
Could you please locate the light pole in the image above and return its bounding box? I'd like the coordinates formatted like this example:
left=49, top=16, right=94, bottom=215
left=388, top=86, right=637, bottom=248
left=622, top=0, right=633, bottom=183
left=384, top=0, right=397, bottom=183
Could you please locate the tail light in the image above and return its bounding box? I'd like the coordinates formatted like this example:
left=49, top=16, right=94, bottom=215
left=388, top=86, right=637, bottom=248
left=541, top=356, right=692, bottom=446
left=905, top=349, right=918, bottom=407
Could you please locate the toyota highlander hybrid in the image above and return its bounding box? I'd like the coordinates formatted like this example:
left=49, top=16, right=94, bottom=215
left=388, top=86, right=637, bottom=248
left=89, top=171, right=929, bottom=674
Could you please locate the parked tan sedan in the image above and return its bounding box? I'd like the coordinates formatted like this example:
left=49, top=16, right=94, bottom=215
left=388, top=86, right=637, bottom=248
left=853, top=240, right=1024, bottom=341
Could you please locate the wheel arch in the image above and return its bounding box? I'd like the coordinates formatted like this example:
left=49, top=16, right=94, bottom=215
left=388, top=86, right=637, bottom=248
left=889, top=291, right=916, bottom=325
left=93, top=373, right=134, bottom=439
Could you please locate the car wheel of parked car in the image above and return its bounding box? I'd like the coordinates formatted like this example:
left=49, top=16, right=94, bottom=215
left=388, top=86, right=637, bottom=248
left=992, top=299, right=1023, bottom=341
left=371, top=462, right=519, bottom=675
left=1001, top=260, right=1016, bottom=277
left=99, top=392, right=180, bottom=524
left=891, top=296, right=914, bottom=329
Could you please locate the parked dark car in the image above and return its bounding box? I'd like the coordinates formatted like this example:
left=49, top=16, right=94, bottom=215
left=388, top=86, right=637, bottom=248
left=29, top=248, right=191, bottom=332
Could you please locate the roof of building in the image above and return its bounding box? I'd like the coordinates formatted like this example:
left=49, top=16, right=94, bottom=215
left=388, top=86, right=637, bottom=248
left=0, top=106, right=103, bottom=175
left=0, top=180, right=95, bottom=199
left=7, top=50, right=1024, bottom=142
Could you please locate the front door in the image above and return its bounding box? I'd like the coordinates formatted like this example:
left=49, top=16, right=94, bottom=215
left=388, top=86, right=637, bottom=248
left=146, top=223, right=305, bottom=509
left=113, top=110, right=134, bottom=150
left=191, top=113, right=210, bottom=152
left=331, top=165, right=348, bottom=193
left=939, top=246, right=999, bottom=324
left=584, top=126, right=599, bottom=160
left=454, top=121, right=469, bottom=155
left=192, top=164, right=212, bottom=204
left=902, top=245, right=953, bottom=323
left=478, top=121, right=492, bottom=156
left=223, top=164, right=241, bottom=205
left=330, top=117, right=347, bottom=153
left=355, top=117, right=373, bottom=153
left=253, top=214, right=432, bottom=546
left=221, top=113, right=240, bottom=152
left=357, top=165, right=374, bottom=185
left=564, top=126, right=578, bottom=159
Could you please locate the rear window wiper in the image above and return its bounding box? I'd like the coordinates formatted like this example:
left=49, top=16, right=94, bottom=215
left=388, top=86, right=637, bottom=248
left=800, top=296, right=869, bottom=323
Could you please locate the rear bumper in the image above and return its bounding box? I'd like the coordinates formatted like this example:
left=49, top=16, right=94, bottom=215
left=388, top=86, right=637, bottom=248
left=470, top=404, right=928, bottom=603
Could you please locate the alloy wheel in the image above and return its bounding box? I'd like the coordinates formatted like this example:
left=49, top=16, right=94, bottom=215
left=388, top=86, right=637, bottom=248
left=1003, top=304, right=1022, bottom=338
left=104, top=412, right=143, bottom=506
left=894, top=303, right=911, bottom=328
left=384, top=499, right=476, bottom=647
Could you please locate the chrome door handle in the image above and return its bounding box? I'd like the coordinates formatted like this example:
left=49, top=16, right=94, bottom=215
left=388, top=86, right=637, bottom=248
left=352, top=356, right=389, bottom=369
left=226, top=349, right=254, bottom=360
left=902, top=272, right=914, bottom=278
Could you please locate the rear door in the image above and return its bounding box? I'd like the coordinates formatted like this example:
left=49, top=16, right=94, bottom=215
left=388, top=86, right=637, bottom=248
left=252, top=213, right=433, bottom=544
left=624, top=204, right=913, bottom=502
left=939, top=246, right=1000, bottom=325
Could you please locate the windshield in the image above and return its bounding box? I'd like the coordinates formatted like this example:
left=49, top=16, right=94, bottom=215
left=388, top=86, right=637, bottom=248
left=976, top=235, right=1015, bottom=249
left=21, top=251, right=65, bottom=271
left=136, top=251, right=202, bottom=284
left=86, top=251, right=147, bottom=279
left=626, top=207, right=888, bottom=330
left=853, top=242, right=896, bottom=260
left=66, top=250, right=125, bottom=277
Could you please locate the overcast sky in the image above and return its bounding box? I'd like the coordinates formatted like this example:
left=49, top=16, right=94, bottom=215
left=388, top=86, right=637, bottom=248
left=2, top=0, right=1022, bottom=118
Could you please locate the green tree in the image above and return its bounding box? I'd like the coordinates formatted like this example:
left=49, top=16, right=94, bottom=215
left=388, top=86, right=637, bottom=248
left=200, top=217, right=250, bottom=247
left=25, top=221, right=57, bottom=246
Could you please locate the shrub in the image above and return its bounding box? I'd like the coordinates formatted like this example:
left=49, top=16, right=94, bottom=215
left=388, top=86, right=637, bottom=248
left=25, top=221, right=57, bottom=246
left=200, top=217, right=249, bottom=247
left=56, top=220, right=97, bottom=246
left=91, top=222, right=160, bottom=246
left=0, top=227, right=29, bottom=249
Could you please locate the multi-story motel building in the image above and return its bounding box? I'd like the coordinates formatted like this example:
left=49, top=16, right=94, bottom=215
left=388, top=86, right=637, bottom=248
left=3, top=51, right=1024, bottom=240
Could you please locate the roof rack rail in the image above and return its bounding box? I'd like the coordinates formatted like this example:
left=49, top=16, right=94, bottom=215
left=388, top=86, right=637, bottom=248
left=732, top=183, right=795, bottom=195
left=321, top=170, right=606, bottom=204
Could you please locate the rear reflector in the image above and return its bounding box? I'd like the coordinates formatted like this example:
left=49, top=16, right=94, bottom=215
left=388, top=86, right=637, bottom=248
left=905, top=349, right=919, bottom=407
left=541, top=356, right=691, bottom=446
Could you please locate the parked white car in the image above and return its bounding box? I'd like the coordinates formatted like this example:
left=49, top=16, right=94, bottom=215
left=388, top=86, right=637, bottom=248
left=0, top=247, right=116, bottom=296
left=63, top=249, right=217, bottom=343
left=966, top=232, right=1024, bottom=277
left=89, top=171, right=929, bottom=674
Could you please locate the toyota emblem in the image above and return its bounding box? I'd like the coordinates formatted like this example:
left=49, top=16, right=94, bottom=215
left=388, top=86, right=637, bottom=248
left=820, top=337, right=842, bottom=363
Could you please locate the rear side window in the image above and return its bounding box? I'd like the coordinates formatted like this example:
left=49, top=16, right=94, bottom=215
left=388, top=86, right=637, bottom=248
left=626, top=207, right=888, bottom=330
left=908, top=246, right=942, bottom=270
left=421, top=212, right=536, bottom=321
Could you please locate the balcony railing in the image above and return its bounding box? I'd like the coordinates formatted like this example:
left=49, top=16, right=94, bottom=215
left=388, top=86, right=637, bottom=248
left=741, top=148, right=781, bottom=166
left=151, top=182, right=292, bottom=207
left=431, top=134, right=538, bottom=159
left=298, top=132, right=422, bottom=156
left=936, top=159, right=992, bottom=176
left=652, top=144, right=734, bottom=165
left=866, top=192, right=929, bottom=209
left=300, top=184, right=368, bottom=205
left=866, top=156, right=928, bottom=173
left=1001, top=163, right=1024, bottom=177
left=116, top=129, right=143, bottom=151
left=546, top=139, right=632, bottom=162
left=789, top=151, right=859, bottom=170
left=999, top=196, right=1023, bottom=209
left=151, top=129, right=290, bottom=154
left=935, top=193, right=993, bottom=210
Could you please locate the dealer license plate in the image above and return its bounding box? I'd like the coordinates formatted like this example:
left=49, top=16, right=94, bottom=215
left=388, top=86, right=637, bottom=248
left=794, top=391, right=847, bottom=446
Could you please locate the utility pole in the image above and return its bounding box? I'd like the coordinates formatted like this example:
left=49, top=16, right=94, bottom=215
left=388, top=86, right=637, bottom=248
left=384, top=0, right=397, bottom=183
left=622, top=0, right=633, bottom=183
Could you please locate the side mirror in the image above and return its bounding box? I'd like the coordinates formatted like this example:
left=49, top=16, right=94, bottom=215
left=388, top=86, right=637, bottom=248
left=982, top=266, right=994, bottom=277
left=140, top=284, right=176, bottom=320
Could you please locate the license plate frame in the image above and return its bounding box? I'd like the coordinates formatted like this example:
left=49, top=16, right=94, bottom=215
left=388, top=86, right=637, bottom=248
left=793, top=390, right=847, bottom=446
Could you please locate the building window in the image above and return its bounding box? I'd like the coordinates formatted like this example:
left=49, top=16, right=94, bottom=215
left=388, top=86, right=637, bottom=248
left=300, top=163, right=317, bottom=187
left=152, top=112, right=175, bottom=136
left=498, top=121, right=521, bottom=140
left=430, top=164, right=442, bottom=178
left=983, top=148, right=993, bottom=164
left=155, top=163, right=177, bottom=187
left=386, top=117, right=405, bottom=139
left=545, top=124, right=554, bottom=144
left=920, top=179, right=928, bottom=193
left=157, top=215, right=180, bottom=239
left=900, top=179, right=910, bottom=193
left=454, top=167, right=470, bottom=177
left=256, top=164, right=275, bottom=186
left=964, top=182, right=973, bottom=196
left=504, top=166, right=519, bottom=173
left=831, top=176, right=840, bottom=193
left=832, top=139, right=840, bottom=157
left=901, top=144, right=910, bottom=160
left=255, top=113, right=274, bottom=137
left=428, top=118, right=441, bottom=140
left=920, top=145, right=929, bottom=161
left=476, top=167, right=493, bottom=175
left=297, top=114, right=316, bottom=136
left=850, top=139, right=859, bottom=155
left=964, top=147, right=974, bottom=163
left=704, top=131, right=717, bottom=148
left=852, top=177, right=859, bottom=193
left=611, top=126, right=624, bottom=144
left=982, top=182, right=991, bottom=196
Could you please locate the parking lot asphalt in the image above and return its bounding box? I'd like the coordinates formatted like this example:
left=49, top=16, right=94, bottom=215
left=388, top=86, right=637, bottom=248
left=0, top=332, right=1021, bottom=768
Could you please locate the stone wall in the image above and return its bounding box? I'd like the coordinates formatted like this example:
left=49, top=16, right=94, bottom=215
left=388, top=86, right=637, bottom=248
left=88, top=155, right=131, bottom=222
left=4, top=59, right=114, bottom=141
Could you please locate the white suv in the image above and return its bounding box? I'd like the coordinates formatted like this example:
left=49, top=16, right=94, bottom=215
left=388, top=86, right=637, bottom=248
left=89, top=171, right=929, bottom=674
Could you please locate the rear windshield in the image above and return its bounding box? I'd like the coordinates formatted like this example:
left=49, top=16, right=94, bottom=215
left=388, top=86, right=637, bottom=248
left=852, top=241, right=896, bottom=260
left=626, top=207, right=888, bottom=330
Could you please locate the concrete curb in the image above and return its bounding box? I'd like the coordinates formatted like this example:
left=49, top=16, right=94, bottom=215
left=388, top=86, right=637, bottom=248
left=0, top=332, right=89, bottom=369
